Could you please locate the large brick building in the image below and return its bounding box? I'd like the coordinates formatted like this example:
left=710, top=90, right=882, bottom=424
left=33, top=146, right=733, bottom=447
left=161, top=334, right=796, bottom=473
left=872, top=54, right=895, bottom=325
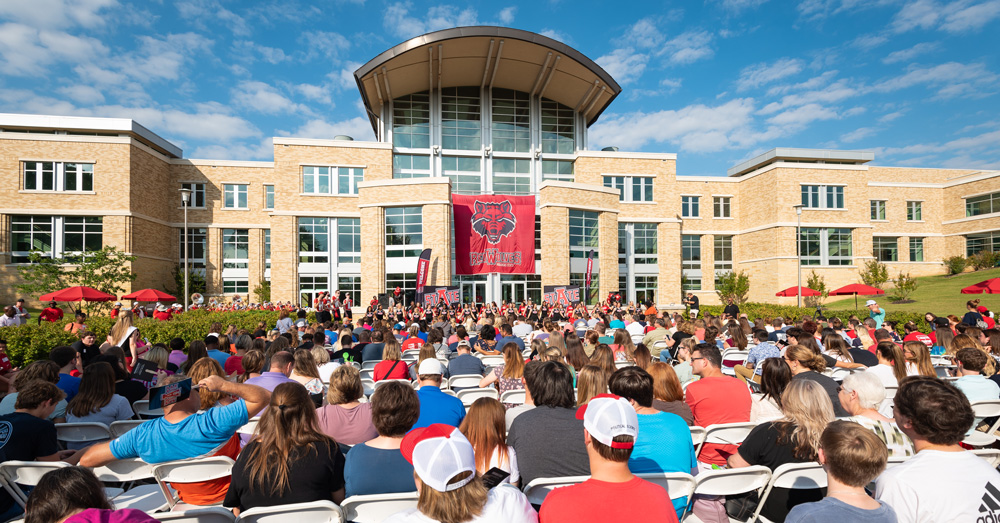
left=2, top=26, right=998, bottom=308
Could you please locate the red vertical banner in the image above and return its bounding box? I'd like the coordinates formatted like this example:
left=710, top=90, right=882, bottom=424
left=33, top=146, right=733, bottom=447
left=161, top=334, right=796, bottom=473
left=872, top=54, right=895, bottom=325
left=585, top=249, right=594, bottom=304
left=415, top=248, right=432, bottom=293
left=453, top=195, right=536, bottom=274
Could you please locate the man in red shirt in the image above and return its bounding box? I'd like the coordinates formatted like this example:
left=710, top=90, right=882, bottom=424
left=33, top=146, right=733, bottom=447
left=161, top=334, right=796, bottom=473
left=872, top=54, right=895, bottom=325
left=39, top=301, right=64, bottom=323
left=902, top=321, right=932, bottom=347
left=152, top=304, right=172, bottom=321
left=539, top=394, right=677, bottom=523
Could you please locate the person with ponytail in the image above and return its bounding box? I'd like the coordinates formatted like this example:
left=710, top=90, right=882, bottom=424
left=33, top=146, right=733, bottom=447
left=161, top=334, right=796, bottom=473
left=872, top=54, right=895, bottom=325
left=868, top=342, right=908, bottom=388
left=224, top=382, right=345, bottom=515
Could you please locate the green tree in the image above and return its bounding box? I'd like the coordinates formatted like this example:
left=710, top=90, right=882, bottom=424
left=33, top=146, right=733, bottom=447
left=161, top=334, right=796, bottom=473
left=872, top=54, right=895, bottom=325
left=804, top=270, right=828, bottom=308
left=894, top=272, right=919, bottom=301
left=17, top=246, right=137, bottom=313
left=715, top=270, right=750, bottom=304
left=859, top=259, right=889, bottom=289
left=253, top=280, right=271, bottom=303
left=16, top=251, right=73, bottom=298
left=169, top=266, right=207, bottom=300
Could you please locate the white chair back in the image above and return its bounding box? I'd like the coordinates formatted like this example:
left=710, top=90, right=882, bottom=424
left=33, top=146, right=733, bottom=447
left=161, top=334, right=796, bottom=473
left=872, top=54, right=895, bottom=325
left=973, top=448, right=1000, bottom=468
left=0, top=461, right=68, bottom=507
left=237, top=500, right=343, bottom=523
left=132, top=400, right=164, bottom=419
left=359, top=369, right=375, bottom=381
left=696, top=422, right=757, bottom=457
left=448, top=374, right=484, bottom=390
left=522, top=475, right=589, bottom=505
left=688, top=426, right=707, bottom=449
left=55, top=422, right=112, bottom=444
left=361, top=361, right=380, bottom=371
left=373, top=379, right=412, bottom=391
left=151, top=456, right=235, bottom=509
left=614, top=360, right=634, bottom=369
left=963, top=400, right=1000, bottom=447
left=753, top=462, right=827, bottom=522
left=340, top=492, right=419, bottom=523
left=155, top=507, right=237, bottom=523
left=237, top=418, right=259, bottom=436
left=634, top=472, right=696, bottom=502
left=456, top=387, right=499, bottom=406
left=500, top=389, right=526, bottom=405
left=110, top=420, right=147, bottom=438
left=479, top=355, right=504, bottom=367
left=361, top=378, right=375, bottom=396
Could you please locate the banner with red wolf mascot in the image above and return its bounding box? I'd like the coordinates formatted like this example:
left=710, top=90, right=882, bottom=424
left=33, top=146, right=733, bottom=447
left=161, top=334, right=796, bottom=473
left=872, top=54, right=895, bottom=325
left=453, top=194, right=535, bottom=274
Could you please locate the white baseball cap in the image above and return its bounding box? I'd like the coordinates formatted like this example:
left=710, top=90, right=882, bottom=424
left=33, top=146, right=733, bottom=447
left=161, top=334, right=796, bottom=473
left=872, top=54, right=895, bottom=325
left=417, top=358, right=445, bottom=375
left=575, top=394, right=638, bottom=449
left=401, top=424, right=476, bottom=492
left=865, top=300, right=877, bottom=306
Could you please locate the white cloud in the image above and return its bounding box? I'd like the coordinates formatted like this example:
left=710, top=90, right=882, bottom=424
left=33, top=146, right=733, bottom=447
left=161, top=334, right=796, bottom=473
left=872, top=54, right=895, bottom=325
left=497, top=6, right=516, bottom=24
left=175, top=0, right=251, bottom=36
left=298, top=31, right=351, bottom=62
left=737, top=58, right=804, bottom=91
left=879, top=110, right=907, bottom=123
left=283, top=117, right=376, bottom=141
left=940, top=0, right=1000, bottom=32
left=766, top=103, right=839, bottom=127
left=625, top=18, right=666, bottom=49
left=891, top=0, right=1000, bottom=33
left=294, top=83, right=332, bottom=105
left=57, top=85, right=105, bottom=104
left=851, top=33, right=888, bottom=50
left=189, top=137, right=274, bottom=161
left=231, top=81, right=311, bottom=115
left=718, top=0, right=770, bottom=10
left=232, top=40, right=289, bottom=64
left=330, top=61, right=362, bottom=90
left=0, top=0, right=117, bottom=29
left=119, top=33, right=214, bottom=82
left=891, top=0, right=940, bottom=32
left=662, top=30, right=714, bottom=65
left=882, top=42, right=939, bottom=64
left=539, top=29, right=570, bottom=43
left=758, top=77, right=859, bottom=114
left=0, top=23, right=108, bottom=76
left=840, top=127, right=878, bottom=143
left=873, top=62, right=998, bottom=97
left=879, top=128, right=1000, bottom=157
left=596, top=48, right=648, bottom=85
left=383, top=2, right=478, bottom=39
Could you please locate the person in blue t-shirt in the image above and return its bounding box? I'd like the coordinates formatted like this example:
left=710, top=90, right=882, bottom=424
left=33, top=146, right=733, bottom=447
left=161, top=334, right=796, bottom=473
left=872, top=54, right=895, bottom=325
left=411, top=359, right=465, bottom=429
left=344, top=381, right=420, bottom=497
left=609, top=366, right=697, bottom=521
left=866, top=300, right=886, bottom=329
left=495, top=323, right=526, bottom=353
left=50, top=345, right=81, bottom=402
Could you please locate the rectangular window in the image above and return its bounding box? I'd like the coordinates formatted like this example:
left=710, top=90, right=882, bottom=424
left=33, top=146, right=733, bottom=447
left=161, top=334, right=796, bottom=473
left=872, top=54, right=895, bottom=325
left=799, top=228, right=853, bottom=265
left=393, top=154, right=432, bottom=178
left=603, top=176, right=652, bottom=202
left=337, top=167, right=363, bottom=195
left=181, top=183, right=206, bottom=208
left=222, top=229, right=249, bottom=268
left=966, top=232, right=1000, bottom=256
left=873, top=237, right=898, bottom=262
left=569, top=272, right=600, bottom=305
left=492, top=158, right=531, bottom=195
left=618, top=223, right=627, bottom=266
left=635, top=275, right=657, bottom=304
left=179, top=227, right=207, bottom=268
left=907, top=201, right=922, bottom=221
left=23, top=161, right=93, bottom=192
left=910, top=237, right=924, bottom=262
left=63, top=217, right=102, bottom=253
left=263, top=229, right=271, bottom=270
left=337, top=218, right=361, bottom=264
left=11, top=215, right=53, bottom=263
left=386, top=207, right=422, bottom=258
left=633, top=223, right=657, bottom=265
left=338, top=275, right=361, bottom=306
left=491, top=88, right=530, bottom=153
left=392, top=92, right=431, bottom=149
left=541, top=160, right=574, bottom=182
left=386, top=273, right=417, bottom=305
left=713, top=197, right=731, bottom=218
left=714, top=235, right=733, bottom=286
left=871, top=200, right=886, bottom=221
left=223, top=279, right=249, bottom=294
left=302, top=166, right=330, bottom=194
left=298, top=218, right=329, bottom=264
left=299, top=275, right=329, bottom=307
left=966, top=193, right=1000, bottom=217
left=302, top=166, right=363, bottom=195
left=540, top=99, right=575, bottom=154
left=263, top=185, right=274, bottom=210
left=604, top=176, right=626, bottom=201
left=569, top=210, right=599, bottom=258
left=682, top=235, right=701, bottom=290
left=223, top=184, right=248, bottom=209
left=442, top=156, right=482, bottom=195
left=441, top=87, right=481, bottom=151
left=801, top=185, right=844, bottom=209
left=682, top=196, right=700, bottom=218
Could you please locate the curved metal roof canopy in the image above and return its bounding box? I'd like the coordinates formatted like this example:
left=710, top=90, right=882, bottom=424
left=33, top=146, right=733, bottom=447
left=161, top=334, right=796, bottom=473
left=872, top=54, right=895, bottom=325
left=355, top=26, right=622, bottom=137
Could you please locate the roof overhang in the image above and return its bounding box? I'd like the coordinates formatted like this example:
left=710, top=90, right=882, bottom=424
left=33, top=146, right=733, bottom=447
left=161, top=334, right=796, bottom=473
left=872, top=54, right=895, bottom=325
left=727, top=147, right=875, bottom=177
left=0, top=113, right=182, bottom=158
left=355, top=26, right=622, bottom=137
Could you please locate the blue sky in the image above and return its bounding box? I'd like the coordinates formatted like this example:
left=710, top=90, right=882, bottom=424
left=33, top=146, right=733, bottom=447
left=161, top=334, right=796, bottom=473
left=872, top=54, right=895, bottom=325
left=1, top=0, right=997, bottom=176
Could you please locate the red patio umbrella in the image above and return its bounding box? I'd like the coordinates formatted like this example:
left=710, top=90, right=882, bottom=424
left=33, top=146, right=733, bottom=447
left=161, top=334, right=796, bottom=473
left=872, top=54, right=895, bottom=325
left=775, top=286, right=822, bottom=297
left=39, top=286, right=116, bottom=302
left=121, top=288, right=177, bottom=302
left=961, top=278, right=1000, bottom=294
left=828, top=283, right=885, bottom=309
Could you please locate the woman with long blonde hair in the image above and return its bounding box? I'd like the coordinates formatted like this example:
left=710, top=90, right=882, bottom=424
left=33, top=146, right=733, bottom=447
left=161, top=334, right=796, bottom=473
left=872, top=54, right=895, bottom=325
left=187, top=358, right=233, bottom=411
left=728, top=379, right=834, bottom=521
left=224, top=382, right=344, bottom=514
left=609, top=329, right=636, bottom=362
left=590, top=344, right=616, bottom=376
left=459, top=397, right=519, bottom=485
left=903, top=341, right=935, bottom=377
left=575, top=365, right=608, bottom=406
left=291, top=349, right=325, bottom=407
left=854, top=325, right=876, bottom=352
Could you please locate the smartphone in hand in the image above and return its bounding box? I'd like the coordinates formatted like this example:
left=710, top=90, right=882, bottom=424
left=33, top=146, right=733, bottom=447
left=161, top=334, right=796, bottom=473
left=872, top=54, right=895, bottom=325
left=481, top=467, right=511, bottom=489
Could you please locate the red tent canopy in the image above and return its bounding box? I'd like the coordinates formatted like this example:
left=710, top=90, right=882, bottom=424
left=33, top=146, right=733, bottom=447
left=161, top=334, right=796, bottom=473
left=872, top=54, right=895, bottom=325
left=121, top=288, right=177, bottom=302
left=775, top=286, right=822, bottom=297
left=39, top=286, right=116, bottom=302
left=961, top=278, right=1000, bottom=294
left=828, top=284, right=886, bottom=296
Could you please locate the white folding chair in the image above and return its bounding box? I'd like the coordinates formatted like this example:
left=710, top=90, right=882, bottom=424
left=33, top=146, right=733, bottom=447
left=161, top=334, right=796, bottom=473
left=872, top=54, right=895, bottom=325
left=237, top=500, right=343, bottom=523
left=110, top=420, right=147, bottom=438
left=359, top=369, right=375, bottom=381
left=963, top=400, right=1000, bottom=447
left=695, top=422, right=757, bottom=457
left=688, top=426, right=707, bottom=450
left=456, top=387, right=499, bottom=406
left=92, top=458, right=171, bottom=513
left=151, top=456, right=235, bottom=511
left=133, top=400, right=165, bottom=419
left=828, top=367, right=852, bottom=381
left=720, top=349, right=750, bottom=376
left=614, top=360, right=634, bottom=369
left=883, top=385, right=898, bottom=400
left=237, top=418, right=259, bottom=436
left=55, top=422, right=113, bottom=447
left=631, top=333, right=645, bottom=345
left=634, top=472, right=696, bottom=505
left=522, top=475, right=589, bottom=506
left=686, top=466, right=771, bottom=519
left=479, top=355, right=504, bottom=367
left=155, top=507, right=237, bottom=523
left=361, top=361, right=380, bottom=371
left=753, top=462, right=827, bottom=523
left=373, top=379, right=411, bottom=391
left=0, top=461, right=123, bottom=507
left=361, top=378, right=375, bottom=396
left=500, top=389, right=526, bottom=405
left=448, top=374, right=485, bottom=390
left=973, top=448, right=1000, bottom=468
left=340, top=492, right=419, bottom=523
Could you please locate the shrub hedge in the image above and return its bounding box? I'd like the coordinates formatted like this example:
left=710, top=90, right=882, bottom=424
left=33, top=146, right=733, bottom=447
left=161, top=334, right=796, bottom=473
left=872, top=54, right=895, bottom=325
left=698, top=303, right=930, bottom=333
left=1, top=310, right=316, bottom=367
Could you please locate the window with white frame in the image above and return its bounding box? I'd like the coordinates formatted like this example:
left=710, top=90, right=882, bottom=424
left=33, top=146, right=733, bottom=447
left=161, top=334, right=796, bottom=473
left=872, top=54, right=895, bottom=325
left=713, top=197, right=731, bottom=218
left=633, top=223, right=657, bottom=265
left=223, top=184, right=248, bottom=209
left=263, top=229, right=271, bottom=271
left=910, top=237, right=924, bottom=262
left=801, top=185, right=844, bottom=209
left=442, top=156, right=482, bottom=194
left=618, top=223, right=627, bottom=266
left=569, top=210, right=599, bottom=259
left=11, top=215, right=103, bottom=263
left=540, top=99, right=575, bottom=154
left=181, top=183, right=206, bottom=208
left=62, top=217, right=102, bottom=253
left=569, top=272, right=600, bottom=305
left=714, top=235, right=733, bottom=286
left=337, top=167, right=363, bottom=195
left=634, top=276, right=657, bottom=304
left=681, top=196, right=700, bottom=218
left=393, top=154, right=432, bottom=179
left=298, top=218, right=329, bottom=264
left=799, top=228, right=853, bottom=265
left=874, top=237, right=898, bottom=262
left=223, top=278, right=249, bottom=294
left=682, top=235, right=701, bottom=290
left=302, top=167, right=363, bottom=195
left=302, top=166, right=330, bottom=194
left=603, top=176, right=652, bottom=202
left=492, top=158, right=531, bottom=195
left=441, top=87, right=481, bottom=151
left=871, top=200, right=886, bottom=220
left=222, top=229, right=249, bottom=268
left=338, top=275, right=361, bottom=306
left=541, top=159, right=574, bottom=182
left=392, top=92, right=431, bottom=149
left=263, top=185, right=274, bottom=210
left=491, top=88, right=530, bottom=153
left=967, top=193, right=1000, bottom=217
left=907, top=201, right=922, bottom=221
left=178, top=227, right=207, bottom=268
left=23, top=161, right=93, bottom=192
left=11, top=215, right=53, bottom=262
left=299, top=275, right=328, bottom=307
left=386, top=207, right=422, bottom=258
left=337, top=218, right=361, bottom=264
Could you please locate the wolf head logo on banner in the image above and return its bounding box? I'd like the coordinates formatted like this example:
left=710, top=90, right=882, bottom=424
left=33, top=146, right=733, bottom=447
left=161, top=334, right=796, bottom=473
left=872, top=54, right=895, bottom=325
left=471, top=200, right=516, bottom=244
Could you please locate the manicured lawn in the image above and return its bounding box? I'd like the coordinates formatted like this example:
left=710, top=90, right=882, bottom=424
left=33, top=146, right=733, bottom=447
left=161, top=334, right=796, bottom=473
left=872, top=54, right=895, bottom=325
left=823, top=267, right=1000, bottom=315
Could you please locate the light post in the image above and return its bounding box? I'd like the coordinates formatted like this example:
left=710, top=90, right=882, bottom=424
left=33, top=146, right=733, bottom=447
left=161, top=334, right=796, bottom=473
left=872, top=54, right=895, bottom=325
left=180, top=188, right=192, bottom=312
left=793, top=204, right=804, bottom=308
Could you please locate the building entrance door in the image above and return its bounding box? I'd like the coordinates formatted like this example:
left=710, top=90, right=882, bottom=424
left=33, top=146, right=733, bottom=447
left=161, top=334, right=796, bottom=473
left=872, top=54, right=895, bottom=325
left=501, top=280, right=526, bottom=304
left=460, top=280, right=487, bottom=304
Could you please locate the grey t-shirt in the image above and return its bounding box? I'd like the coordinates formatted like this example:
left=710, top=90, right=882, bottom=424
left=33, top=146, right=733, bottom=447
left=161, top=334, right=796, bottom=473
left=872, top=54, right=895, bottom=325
left=448, top=354, right=487, bottom=384
left=508, top=405, right=589, bottom=487
left=786, top=497, right=897, bottom=523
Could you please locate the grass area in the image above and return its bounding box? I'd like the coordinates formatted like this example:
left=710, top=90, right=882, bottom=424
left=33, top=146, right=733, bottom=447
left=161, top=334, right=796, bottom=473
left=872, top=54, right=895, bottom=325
left=823, top=267, right=1000, bottom=314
